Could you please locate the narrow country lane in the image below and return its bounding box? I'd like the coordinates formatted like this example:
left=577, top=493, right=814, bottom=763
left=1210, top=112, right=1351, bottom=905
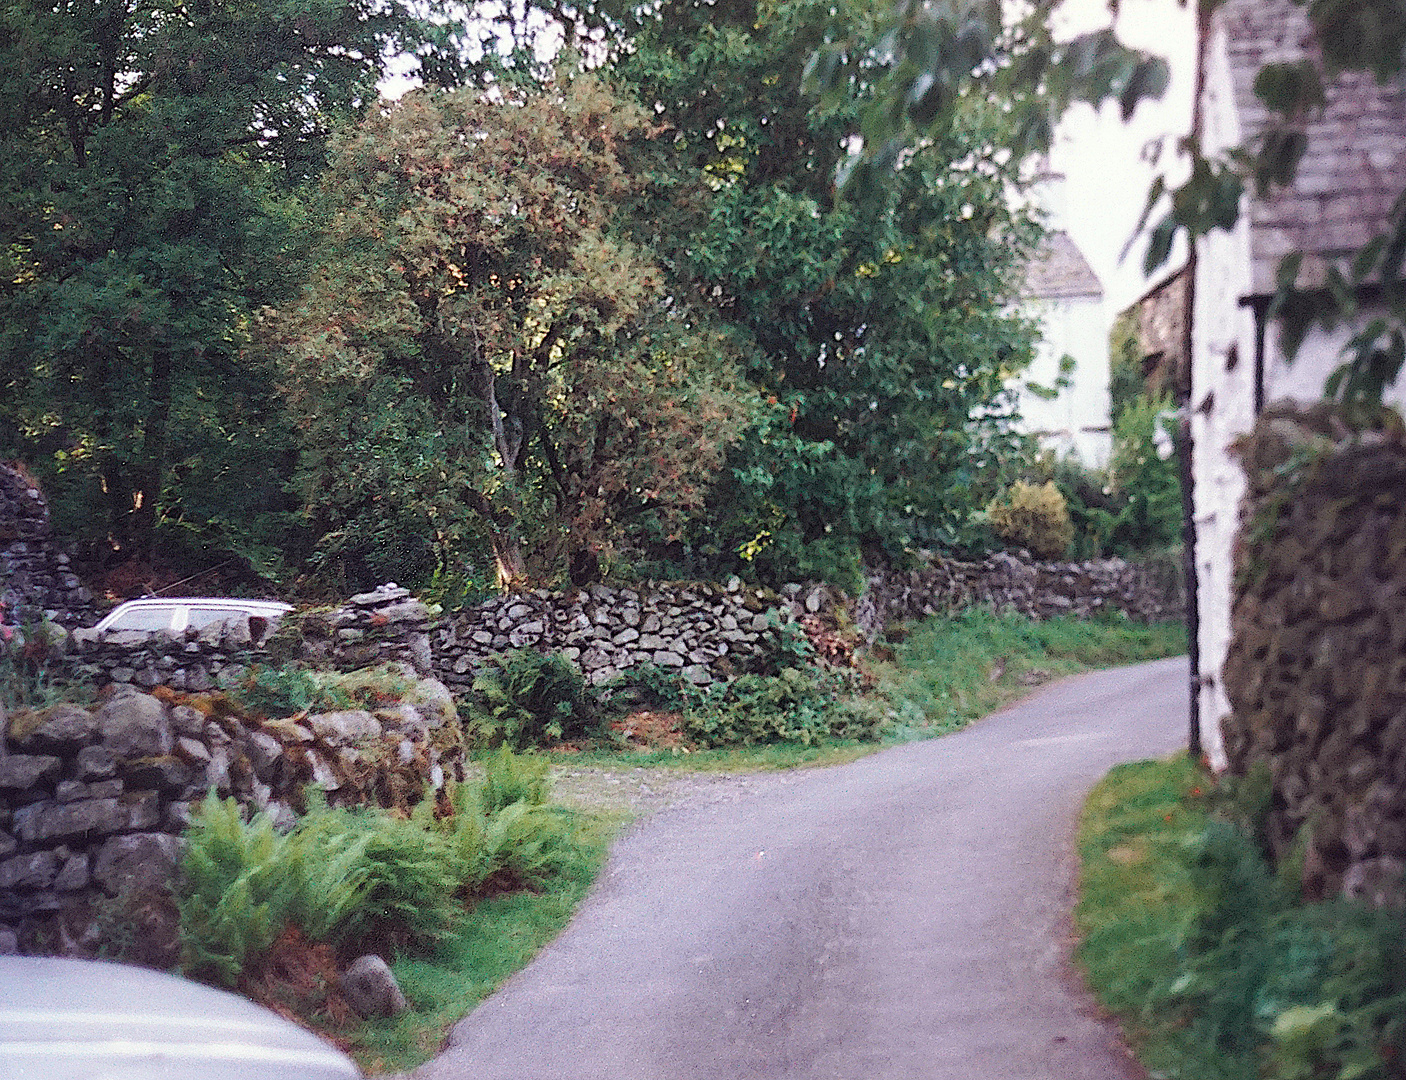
left=406, top=656, right=1189, bottom=1080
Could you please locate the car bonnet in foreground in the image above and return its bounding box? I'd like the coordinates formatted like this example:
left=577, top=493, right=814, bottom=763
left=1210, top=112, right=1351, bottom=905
left=0, top=957, right=360, bottom=1080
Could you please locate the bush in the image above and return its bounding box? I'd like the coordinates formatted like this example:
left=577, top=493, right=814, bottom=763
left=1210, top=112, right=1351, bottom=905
left=986, top=479, right=1074, bottom=559
left=465, top=649, right=600, bottom=749
left=682, top=666, right=857, bottom=748
left=478, top=743, right=550, bottom=815
left=1035, top=394, right=1182, bottom=559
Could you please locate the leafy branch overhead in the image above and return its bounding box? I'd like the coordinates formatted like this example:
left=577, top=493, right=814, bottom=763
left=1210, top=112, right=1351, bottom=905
left=802, top=0, right=1170, bottom=196
left=811, top=0, right=1406, bottom=407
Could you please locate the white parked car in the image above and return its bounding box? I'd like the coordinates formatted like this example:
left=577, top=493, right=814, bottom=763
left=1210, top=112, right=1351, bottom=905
left=87, top=597, right=293, bottom=640
left=0, top=956, right=361, bottom=1079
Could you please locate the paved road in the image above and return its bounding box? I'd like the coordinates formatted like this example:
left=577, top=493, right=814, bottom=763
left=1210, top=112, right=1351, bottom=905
left=408, top=656, right=1189, bottom=1080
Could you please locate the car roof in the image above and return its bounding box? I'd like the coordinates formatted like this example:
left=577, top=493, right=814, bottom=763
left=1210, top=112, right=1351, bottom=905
left=107, top=597, right=292, bottom=610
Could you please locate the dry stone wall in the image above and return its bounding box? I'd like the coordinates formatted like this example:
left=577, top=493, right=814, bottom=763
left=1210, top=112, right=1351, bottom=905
left=0, top=669, right=462, bottom=958
left=431, top=579, right=788, bottom=693
left=0, top=463, right=93, bottom=630
left=1222, top=403, right=1406, bottom=907
left=854, top=551, right=1184, bottom=638
left=44, top=557, right=1183, bottom=701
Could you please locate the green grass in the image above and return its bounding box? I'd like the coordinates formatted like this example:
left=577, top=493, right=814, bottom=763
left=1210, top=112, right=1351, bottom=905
left=1075, top=758, right=1406, bottom=1080
left=871, top=609, right=1186, bottom=741
left=342, top=809, right=623, bottom=1075
left=1074, top=756, right=1236, bottom=1079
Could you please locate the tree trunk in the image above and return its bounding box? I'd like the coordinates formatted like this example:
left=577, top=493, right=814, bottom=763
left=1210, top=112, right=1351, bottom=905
left=135, top=347, right=173, bottom=563
left=488, top=525, right=528, bottom=589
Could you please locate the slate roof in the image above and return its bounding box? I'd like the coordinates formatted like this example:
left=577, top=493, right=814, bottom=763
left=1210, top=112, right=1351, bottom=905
left=1218, top=0, right=1406, bottom=295
left=1024, top=230, right=1103, bottom=300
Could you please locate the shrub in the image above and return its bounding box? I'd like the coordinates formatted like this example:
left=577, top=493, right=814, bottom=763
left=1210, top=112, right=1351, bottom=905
left=437, top=765, right=575, bottom=893
left=1104, top=392, right=1182, bottom=554
left=682, top=666, right=849, bottom=748
left=986, top=480, right=1074, bottom=559
left=178, top=751, right=583, bottom=987
left=178, top=794, right=303, bottom=985
left=465, top=649, right=599, bottom=749
left=295, top=802, right=460, bottom=950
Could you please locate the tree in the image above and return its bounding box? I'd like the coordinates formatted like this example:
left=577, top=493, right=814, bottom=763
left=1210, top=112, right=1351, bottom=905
left=608, top=0, right=1041, bottom=588
left=263, top=75, right=754, bottom=588
left=0, top=0, right=429, bottom=568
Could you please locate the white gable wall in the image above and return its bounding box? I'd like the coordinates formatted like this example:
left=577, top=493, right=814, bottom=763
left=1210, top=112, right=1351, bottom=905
left=1192, top=15, right=1260, bottom=769
left=1016, top=293, right=1113, bottom=468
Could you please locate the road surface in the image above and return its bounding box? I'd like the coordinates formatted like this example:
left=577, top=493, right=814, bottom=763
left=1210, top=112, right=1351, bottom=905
left=407, top=656, right=1189, bottom=1080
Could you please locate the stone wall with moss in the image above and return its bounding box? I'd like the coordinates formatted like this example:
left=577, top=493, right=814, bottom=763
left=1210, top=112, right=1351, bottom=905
left=0, top=667, right=462, bottom=959
left=1222, top=402, right=1406, bottom=906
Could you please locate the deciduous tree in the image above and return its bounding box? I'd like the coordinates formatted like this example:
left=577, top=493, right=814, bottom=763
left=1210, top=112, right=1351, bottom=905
left=0, top=0, right=430, bottom=567
left=264, top=76, right=753, bottom=587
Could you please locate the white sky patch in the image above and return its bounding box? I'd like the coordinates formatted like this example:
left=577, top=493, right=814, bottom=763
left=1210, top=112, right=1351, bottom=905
left=1046, top=0, right=1196, bottom=311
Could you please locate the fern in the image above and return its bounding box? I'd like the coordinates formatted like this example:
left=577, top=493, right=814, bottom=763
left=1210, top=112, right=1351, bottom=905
left=465, top=649, right=598, bottom=749
left=480, top=744, right=550, bottom=816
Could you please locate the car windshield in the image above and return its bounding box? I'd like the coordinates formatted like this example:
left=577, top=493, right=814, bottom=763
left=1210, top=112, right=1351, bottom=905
left=103, top=606, right=176, bottom=632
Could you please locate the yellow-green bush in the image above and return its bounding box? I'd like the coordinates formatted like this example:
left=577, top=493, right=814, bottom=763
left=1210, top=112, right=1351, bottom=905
left=987, top=480, right=1074, bottom=559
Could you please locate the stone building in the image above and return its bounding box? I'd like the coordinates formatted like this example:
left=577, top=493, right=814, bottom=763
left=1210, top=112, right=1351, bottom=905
left=1191, top=0, right=1406, bottom=766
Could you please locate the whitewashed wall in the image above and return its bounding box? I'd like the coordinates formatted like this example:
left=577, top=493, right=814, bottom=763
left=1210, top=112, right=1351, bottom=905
left=1016, top=293, right=1113, bottom=468
left=1192, top=19, right=1406, bottom=767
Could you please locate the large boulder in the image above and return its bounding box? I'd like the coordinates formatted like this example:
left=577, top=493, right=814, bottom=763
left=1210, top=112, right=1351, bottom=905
left=339, top=954, right=408, bottom=1019
left=98, top=692, right=172, bottom=758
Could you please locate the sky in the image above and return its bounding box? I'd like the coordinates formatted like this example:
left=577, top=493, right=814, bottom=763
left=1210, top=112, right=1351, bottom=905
left=1045, top=0, right=1198, bottom=312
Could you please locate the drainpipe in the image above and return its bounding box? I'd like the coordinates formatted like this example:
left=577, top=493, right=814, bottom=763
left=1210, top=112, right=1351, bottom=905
left=1180, top=0, right=1214, bottom=762
left=1247, top=295, right=1270, bottom=416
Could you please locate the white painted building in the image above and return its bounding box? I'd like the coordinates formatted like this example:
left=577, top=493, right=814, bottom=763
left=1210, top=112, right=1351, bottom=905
left=1191, top=0, right=1406, bottom=767
left=1017, top=230, right=1113, bottom=467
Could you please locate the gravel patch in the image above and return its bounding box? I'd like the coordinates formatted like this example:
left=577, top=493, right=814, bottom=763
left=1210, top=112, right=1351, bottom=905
left=547, top=764, right=780, bottom=819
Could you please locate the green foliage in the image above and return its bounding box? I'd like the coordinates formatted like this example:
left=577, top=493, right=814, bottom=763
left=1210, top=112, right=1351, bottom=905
left=179, top=751, right=584, bottom=986
left=479, top=744, right=551, bottom=816
left=0, top=0, right=447, bottom=565
left=342, top=812, right=615, bottom=1077
left=1108, top=310, right=1152, bottom=426
left=604, top=0, right=1040, bottom=585
left=681, top=666, right=861, bottom=748
left=871, top=609, right=1185, bottom=739
left=1037, top=393, right=1182, bottom=559
left=465, top=650, right=600, bottom=750
left=1077, top=758, right=1406, bottom=1080
left=227, top=662, right=418, bottom=721
left=986, top=480, right=1074, bottom=559
left=265, top=74, right=753, bottom=587
left=1106, top=395, right=1183, bottom=553
left=178, top=794, right=300, bottom=985
left=297, top=802, right=460, bottom=949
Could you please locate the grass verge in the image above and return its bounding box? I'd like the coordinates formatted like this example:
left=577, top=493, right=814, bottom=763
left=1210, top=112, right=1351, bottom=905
left=1075, top=757, right=1406, bottom=1080
left=870, top=609, right=1185, bottom=742
left=344, top=809, right=623, bottom=1075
